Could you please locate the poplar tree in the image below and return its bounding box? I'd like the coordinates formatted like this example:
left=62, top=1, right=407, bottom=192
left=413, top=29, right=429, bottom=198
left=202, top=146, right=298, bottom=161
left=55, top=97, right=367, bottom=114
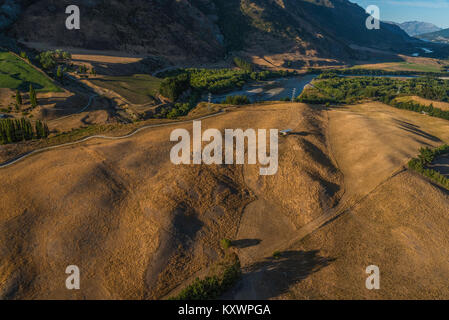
left=57, top=66, right=62, bottom=79
left=35, top=120, right=42, bottom=139
left=16, top=90, right=22, bottom=106
left=29, top=84, right=38, bottom=108
left=43, top=122, right=49, bottom=138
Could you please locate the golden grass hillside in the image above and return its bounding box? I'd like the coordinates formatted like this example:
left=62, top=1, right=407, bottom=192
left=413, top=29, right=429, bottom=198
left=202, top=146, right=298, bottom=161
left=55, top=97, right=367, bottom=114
left=1, top=101, right=448, bottom=300
left=286, top=170, right=449, bottom=300
left=0, top=102, right=342, bottom=299
left=227, top=101, right=449, bottom=300
left=395, top=96, right=449, bottom=111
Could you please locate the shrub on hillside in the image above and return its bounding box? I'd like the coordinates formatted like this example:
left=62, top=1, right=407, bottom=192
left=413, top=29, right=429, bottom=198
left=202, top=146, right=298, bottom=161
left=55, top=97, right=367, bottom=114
left=408, top=145, right=449, bottom=189
left=37, top=50, right=71, bottom=71
left=233, top=57, right=254, bottom=72
left=222, top=95, right=250, bottom=105
left=220, top=239, right=232, bottom=250
left=159, top=73, right=191, bottom=101
left=170, top=252, right=241, bottom=300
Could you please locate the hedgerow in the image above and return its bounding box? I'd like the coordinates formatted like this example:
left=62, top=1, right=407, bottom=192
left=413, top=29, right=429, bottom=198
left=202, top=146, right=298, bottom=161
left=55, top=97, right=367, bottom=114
left=408, top=145, right=449, bottom=189
left=170, top=252, right=241, bottom=300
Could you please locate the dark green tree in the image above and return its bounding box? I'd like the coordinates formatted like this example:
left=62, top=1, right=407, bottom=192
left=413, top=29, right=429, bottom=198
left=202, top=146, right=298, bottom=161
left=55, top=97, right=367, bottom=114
left=29, top=84, right=38, bottom=108
left=57, top=66, right=63, bottom=80
left=159, top=73, right=191, bottom=101
left=16, top=90, right=22, bottom=106
left=35, top=120, right=42, bottom=139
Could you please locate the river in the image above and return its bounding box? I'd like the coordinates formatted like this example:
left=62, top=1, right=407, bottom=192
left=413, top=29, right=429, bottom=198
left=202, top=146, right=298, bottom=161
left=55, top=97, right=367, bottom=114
left=208, top=74, right=317, bottom=103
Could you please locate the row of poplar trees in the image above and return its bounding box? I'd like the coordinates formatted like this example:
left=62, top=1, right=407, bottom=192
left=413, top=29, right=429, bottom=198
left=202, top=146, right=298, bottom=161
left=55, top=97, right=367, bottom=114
left=0, top=118, right=49, bottom=144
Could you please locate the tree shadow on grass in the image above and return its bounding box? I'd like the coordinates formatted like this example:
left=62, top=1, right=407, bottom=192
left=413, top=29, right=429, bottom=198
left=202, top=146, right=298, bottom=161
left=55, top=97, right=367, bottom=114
left=393, top=118, right=442, bottom=143
left=225, top=250, right=335, bottom=299
left=289, top=131, right=315, bottom=137
left=232, top=239, right=262, bottom=249
left=17, top=81, right=44, bottom=92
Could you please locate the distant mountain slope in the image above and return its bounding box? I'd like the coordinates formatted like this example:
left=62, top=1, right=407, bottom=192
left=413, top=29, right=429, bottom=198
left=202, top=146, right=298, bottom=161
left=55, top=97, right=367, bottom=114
left=5, top=0, right=419, bottom=64
left=390, top=21, right=441, bottom=37
left=0, top=0, right=21, bottom=30
left=418, top=28, right=449, bottom=44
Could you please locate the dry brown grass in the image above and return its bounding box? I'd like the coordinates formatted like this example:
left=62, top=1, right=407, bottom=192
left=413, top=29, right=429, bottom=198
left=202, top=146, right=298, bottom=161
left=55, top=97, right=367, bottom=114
left=227, top=101, right=449, bottom=300
left=354, top=55, right=445, bottom=73
left=1, top=101, right=448, bottom=300
left=1, top=86, right=116, bottom=133
left=1, top=102, right=330, bottom=299
left=71, top=54, right=142, bottom=65
left=327, top=102, right=449, bottom=201
left=0, top=88, right=14, bottom=109
left=395, top=96, right=449, bottom=111
left=285, top=171, right=449, bottom=300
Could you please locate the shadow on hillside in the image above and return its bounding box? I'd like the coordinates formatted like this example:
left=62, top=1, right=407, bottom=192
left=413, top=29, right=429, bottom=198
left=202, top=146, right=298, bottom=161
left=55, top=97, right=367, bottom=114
left=432, top=181, right=449, bottom=195
left=36, top=96, right=66, bottom=107
left=430, top=155, right=449, bottom=176
left=17, top=81, right=44, bottom=92
left=38, top=94, right=90, bottom=119
left=394, top=118, right=442, bottom=143
left=232, top=239, right=262, bottom=249
left=38, top=91, right=121, bottom=122
left=409, top=169, right=449, bottom=196
left=225, top=250, right=334, bottom=299
left=327, top=105, right=350, bottom=111
left=301, top=138, right=338, bottom=172
left=71, top=57, right=166, bottom=77
left=289, top=131, right=314, bottom=136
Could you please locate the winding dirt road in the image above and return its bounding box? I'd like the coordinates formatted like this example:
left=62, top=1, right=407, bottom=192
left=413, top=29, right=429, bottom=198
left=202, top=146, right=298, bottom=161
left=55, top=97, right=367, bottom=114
left=0, top=110, right=226, bottom=169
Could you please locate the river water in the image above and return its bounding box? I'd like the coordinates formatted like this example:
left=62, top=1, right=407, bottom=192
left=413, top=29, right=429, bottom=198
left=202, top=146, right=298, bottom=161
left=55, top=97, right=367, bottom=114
left=208, top=74, right=317, bottom=103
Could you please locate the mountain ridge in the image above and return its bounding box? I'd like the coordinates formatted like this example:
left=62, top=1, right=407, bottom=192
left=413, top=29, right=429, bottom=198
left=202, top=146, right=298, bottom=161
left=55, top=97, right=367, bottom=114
left=3, top=0, right=422, bottom=66
left=418, top=28, right=449, bottom=44
left=389, top=20, right=441, bottom=37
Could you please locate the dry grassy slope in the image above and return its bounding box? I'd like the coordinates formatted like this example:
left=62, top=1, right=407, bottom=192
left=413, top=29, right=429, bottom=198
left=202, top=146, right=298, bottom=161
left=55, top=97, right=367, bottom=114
left=328, top=102, right=449, bottom=202
left=285, top=171, right=449, bottom=299
left=296, top=102, right=449, bottom=299
left=235, top=102, right=449, bottom=300
left=0, top=88, right=14, bottom=107
left=0, top=129, right=255, bottom=299
left=1, top=101, right=448, bottom=300
left=395, top=96, right=449, bottom=112
left=235, top=104, right=342, bottom=267
left=0, top=102, right=340, bottom=299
